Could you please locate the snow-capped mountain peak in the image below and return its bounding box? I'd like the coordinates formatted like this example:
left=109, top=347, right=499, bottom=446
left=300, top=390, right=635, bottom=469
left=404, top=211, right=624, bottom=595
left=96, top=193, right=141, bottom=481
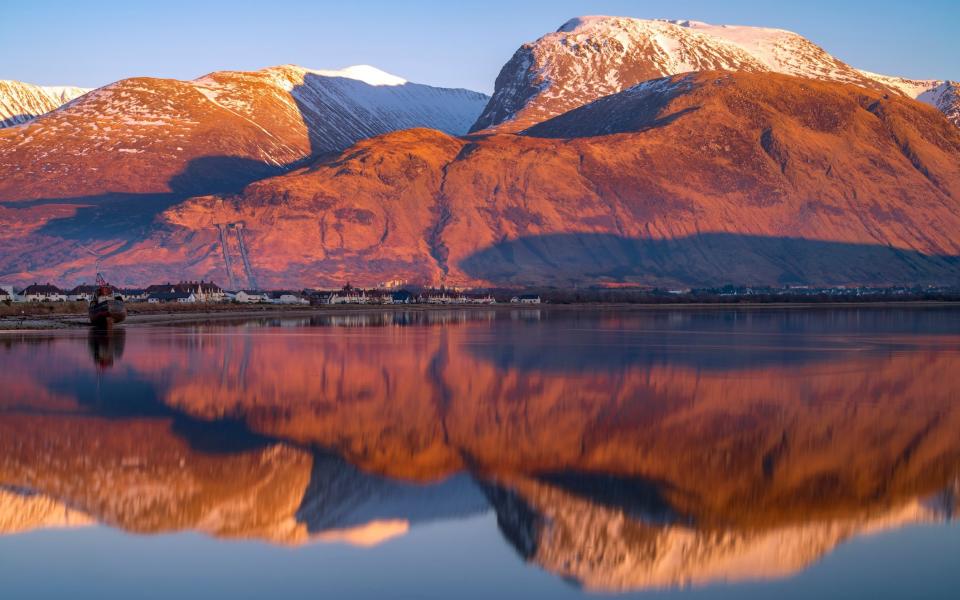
left=0, top=63, right=489, bottom=203
left=0, top=80, right=90, bottom=127
left=472, top=16, right=959, bottom=132
left=311, top=65, right=408, bottom=86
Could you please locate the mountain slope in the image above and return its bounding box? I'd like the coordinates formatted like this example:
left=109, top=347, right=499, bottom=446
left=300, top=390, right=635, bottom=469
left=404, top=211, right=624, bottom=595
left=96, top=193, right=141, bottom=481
left=170, top=72, right=960, bottom=288
left=0, top=64, right=488, bottom=202
left=0, top=80, right=89, bottom=128
left=472, top=16, right=959, bottom=132
left=6, top=71, right=957, bottom=288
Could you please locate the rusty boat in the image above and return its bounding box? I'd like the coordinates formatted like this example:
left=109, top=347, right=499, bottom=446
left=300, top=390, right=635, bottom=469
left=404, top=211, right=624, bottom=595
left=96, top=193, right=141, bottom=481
left=88, top=273, right=127, bottom=327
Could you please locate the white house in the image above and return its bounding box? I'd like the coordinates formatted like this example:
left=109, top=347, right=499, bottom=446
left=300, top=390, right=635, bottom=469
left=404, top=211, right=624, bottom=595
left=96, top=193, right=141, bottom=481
left=188, top=281, right=225, bottom=302
left=67, top=285, right=98, bottom=302
left=144, top=281, right=224, bottom=302
left=510, top=294, right=541, bottom=304
left=20, top=284, right=67, bottom=302
left=148, top=291, right=196, bottom=304
left=268, top=291, right=308, bottom=305
left=464, top=294, right=496, bottom=305
left=329, top=287, right=368, bottom=304
left=424, top=292, right=458, bottom=304
left=119, top=289, right=149, bottom=302
left=235, top=290, right=269, bottom=303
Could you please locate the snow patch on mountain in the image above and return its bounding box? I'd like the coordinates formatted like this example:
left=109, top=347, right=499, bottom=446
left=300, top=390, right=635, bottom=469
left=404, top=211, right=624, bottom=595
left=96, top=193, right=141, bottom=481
left=856, top=70, right=939, bottom=97
left=919, top=81, right=960, bottom=124
left=861, top=71, right=960, bottom=124
left=312, top=65, right=408, bottom=86
left=193, top=64, right=488, bottom=142
left=474, top=16, right=959, bottom=131
left=0, top=64, right=489, bottom=202
left=0, top=80, right=90, bottom=127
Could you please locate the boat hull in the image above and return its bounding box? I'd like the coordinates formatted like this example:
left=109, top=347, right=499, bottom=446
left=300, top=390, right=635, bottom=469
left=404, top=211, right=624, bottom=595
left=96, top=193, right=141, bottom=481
left=89, top=299, right=127, bottom=327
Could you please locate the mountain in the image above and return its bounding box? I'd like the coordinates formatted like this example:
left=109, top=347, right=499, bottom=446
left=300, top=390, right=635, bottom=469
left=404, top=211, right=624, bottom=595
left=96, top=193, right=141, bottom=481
left=2, top=22, right=959, bottom=288
left=471, top=16, right=959, bottom=132
left=0, top=80, right=89, bottom=127
left=0, top=64, right=488, bottom=202
left=921, top=81, right=960, bottom=124
left=16, top=70, right=957, bottom=288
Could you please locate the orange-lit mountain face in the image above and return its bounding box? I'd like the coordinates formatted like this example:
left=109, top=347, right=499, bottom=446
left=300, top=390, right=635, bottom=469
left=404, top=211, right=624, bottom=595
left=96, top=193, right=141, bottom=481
left=0, top=66, right=486, bottom=285
left=0, top=65, right=487, bottom=202
left=1, top=19, right=959, bottom=288
left=6, top=71, right=955, bottom=288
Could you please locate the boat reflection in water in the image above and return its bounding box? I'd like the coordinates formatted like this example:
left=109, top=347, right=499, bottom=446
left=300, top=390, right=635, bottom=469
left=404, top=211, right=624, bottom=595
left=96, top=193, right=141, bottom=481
left=1, top=308, right=959, bottom=593
left=87, top=327, right=126, bottom=370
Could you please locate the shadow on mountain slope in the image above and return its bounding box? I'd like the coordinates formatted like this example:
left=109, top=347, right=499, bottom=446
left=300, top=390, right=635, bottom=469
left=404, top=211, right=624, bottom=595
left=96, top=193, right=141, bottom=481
left=291, top=72, right=486, bottom=155
left=522, top=91, right=699, bottom=138
left=0, top=74, right=379, bottom=247
left=0, top=114, right=37, bottom=128
left=0, top=73, right=487, bottom=282
left=0, top=156, right=290, bottom=245
left=167, top=155, right=290, bottom=195
left=457, top=231, right=960, bottom=287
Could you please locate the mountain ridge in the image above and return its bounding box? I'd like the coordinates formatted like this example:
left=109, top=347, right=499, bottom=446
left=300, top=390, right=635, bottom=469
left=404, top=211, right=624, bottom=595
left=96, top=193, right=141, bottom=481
left=472, top=16, right=959, bottom=132
left=2, top=20, right=959, bottom=288
left=5, top=71, right=956, bottom=288
left=0, top=64, right=488, bottom=203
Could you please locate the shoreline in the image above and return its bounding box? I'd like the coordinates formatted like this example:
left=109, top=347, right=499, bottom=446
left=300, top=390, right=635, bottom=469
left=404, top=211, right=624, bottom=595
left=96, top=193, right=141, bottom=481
left=2, top=300, right=960, bottom=331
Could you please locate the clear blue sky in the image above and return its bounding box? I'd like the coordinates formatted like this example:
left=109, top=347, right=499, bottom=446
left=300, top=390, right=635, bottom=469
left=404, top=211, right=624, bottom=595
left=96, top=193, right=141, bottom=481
left=4, top=0, right=957, bottom=93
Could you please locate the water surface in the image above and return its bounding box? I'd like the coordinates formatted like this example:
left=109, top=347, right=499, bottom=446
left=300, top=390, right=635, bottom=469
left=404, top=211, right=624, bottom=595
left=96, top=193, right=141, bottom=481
left=1, top=307, right=959, bottom=598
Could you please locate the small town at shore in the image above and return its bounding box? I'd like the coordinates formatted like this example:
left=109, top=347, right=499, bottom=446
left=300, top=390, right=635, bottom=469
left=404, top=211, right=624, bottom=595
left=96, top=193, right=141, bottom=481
left=0, top=281, right=540, bottom=306
left=4, top=279, right=960, bottom=311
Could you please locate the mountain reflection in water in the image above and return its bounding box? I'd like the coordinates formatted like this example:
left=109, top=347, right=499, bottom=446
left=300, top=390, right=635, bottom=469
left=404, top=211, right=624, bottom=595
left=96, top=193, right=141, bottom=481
left=1, top=308, right=959, bottom=592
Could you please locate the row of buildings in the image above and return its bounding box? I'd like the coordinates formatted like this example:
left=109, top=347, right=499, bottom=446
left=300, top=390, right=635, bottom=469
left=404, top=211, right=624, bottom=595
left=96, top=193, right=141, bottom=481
left=309, top=286, right=500, bottom=305
left=0, top=282, right=541, bottom=306
left=0, top=281, right=227, bottom=304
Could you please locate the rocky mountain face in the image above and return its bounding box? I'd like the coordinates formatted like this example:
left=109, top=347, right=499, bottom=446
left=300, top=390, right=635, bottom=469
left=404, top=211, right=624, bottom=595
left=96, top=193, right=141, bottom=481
left=472, top=17, right=960, bottom=132
left=14, top=71, right=956, bottom=288
left=861, top=71, right=960, bottom=124
left=0, top=80, right=89, bottom=127
left=0, top=64, right=488, bottom=202
left=923, top=81, right=960, bottom=124
left=1, top=18, right=958, bottom=288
